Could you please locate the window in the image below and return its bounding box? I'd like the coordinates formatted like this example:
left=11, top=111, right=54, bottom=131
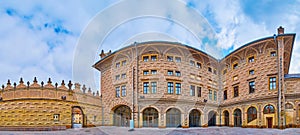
left=122, top=60, right=127, bottom=66
left=121, top=85, right=126, bottom=96
left=285, top=103, right=293, bottom=109
left=248, top=56, right=255, bottom=63
left=175, top=57, right=181, bottom=62
left=208, top=67, right=212, bottom=72
left=53, top=114, right=60, bottom=121
left=190, top=85, right=195, bottom=96
left=151, top=55, right=157, bottom=61
left=175, top=71, right=181, bottom=76
left=190, top=74, right=195, bottom=79
left=143, top=82, right=149, bottom=94
left=249, top=81, right=255, bottom=93
left=167, top=82, right=174, bottom=94
left=167, top=70, right=173, bottom=76
left=93, top=116, right=97, bottom=122
left=213, top=69, right=217, bottom=75
left=143, top=56, right=149, bottom=62
left=121, top=73, right=126, bottom=79
left=143, top=70, right=149, bottom=75
left=263, top=104, right=275, bottom=114
left=167, top=56, right=173, bottom=61
left=270, top=51, right=276, bottom=57
left=197, top=87, right=201, bottom=97
left=213, top=91, right=217, bottom=101
left=224, top=90, right=227, bottom=100
left=233, top=75, right=238, bottom=81
left=234, top=86, right=239, bottom=97
left=196, top=62, right=201, bottom=68
left=175, top=83, right=181, bottom=94
left=247, top=107, right=257, bottom=123
left=151, top=82, right=157, bottom=93
left=249, top=70, right=254, bottom=75
left=151, top=70, right=157, bottom=75
left=116, top=87, right=120, bottom=97
left=223, top=69, right=227, bottom=75
left=196, top=75, right=202, bottom=81
left=115, top=75, right=120, bottom=80
left=269, top=77, right=276, bottom=90
left=209, top=90, right=212, bottom=100
left=190, top=60, right=195, bottom=66
left=233, top=63, right=238, bottom=69
left=116, top=62, right=120, bottom=68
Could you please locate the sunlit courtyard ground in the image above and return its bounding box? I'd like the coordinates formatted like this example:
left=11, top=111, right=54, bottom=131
left=1, top=126, right=300, bottom=135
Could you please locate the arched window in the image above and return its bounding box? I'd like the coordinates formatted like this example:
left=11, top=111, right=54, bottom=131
left=247, top=107, right=257, bottom=123
left=263, top=104, right=275, bottom=114
left=285, top=103, right=293, bottom=109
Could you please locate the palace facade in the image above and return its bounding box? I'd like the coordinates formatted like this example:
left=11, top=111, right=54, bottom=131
left=93, top=26, right=300, bottom=129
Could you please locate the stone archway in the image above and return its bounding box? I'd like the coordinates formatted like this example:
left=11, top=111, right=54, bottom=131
left=208, top=111, right=216, bottom=126
left=234, top=108, right=242, bottom=127
left=72, top=106, right=84, bottom=128
left=113, top=105, right=132, bottom=127
left=166, top=108, right=181, bottom=127
left=142, top=107, right=159, bottom=127
left=223, top=110, right=229, bottom=126
left=189, top=109, right=201, bottom=127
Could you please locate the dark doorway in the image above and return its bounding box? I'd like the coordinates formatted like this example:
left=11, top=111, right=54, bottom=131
left=267, top=117, right=273, bottom=128
left=143, top=107, right=158, bottom=127
left=72, top=106, right=84, bottom=128
left=113, top=105, right=131, bottom=127
left=234, top=109, right=242, bottom=127
left=166, top=108, right=181, bottom=127
left=208, top=111, right=216, bottom=126
left=189, top=109, right=201, bottom=127
left=223, top=110, right=229, bottom=126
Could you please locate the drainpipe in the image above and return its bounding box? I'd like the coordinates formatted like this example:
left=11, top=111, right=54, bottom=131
left=274, top=34, right=281, bottom=128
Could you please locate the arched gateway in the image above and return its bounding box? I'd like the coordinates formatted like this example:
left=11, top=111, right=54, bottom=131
left=113, top=105, right=131, bottom=127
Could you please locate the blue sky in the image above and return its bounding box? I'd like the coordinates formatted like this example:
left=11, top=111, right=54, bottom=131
left=0, top=0, right=300, bottom=91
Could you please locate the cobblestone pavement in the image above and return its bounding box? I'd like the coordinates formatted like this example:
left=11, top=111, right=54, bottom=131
left=1, top=127, right=300, bottom=135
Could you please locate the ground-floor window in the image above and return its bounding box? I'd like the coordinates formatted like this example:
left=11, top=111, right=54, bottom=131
left=113, top=105, right=131, bottom=127
left=166, top=108, right=181, bottom=127
left=143, top=107, right=158, bottom=127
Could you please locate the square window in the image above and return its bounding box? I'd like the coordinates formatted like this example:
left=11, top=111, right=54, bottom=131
left=115, top=75, right=120, bottom=80
left=234, top=86, right=239, bottom=97
left=249, top=70, right=254, bottom=75
left=167, top=70, right=173, bottom=76
left=143, top=82, right=149, bottom=94
left=116, top=62, right=120, bottom=68
left=151, top=70, right=157, bottom=75
left=143, top=70, right=149, bottom=75
left=121, top=73, right=126, bottom=79
left=175, top=83, right=181, bottom=95
left=269, top=77, right=276, bottom=90
left=249, top=81, right=255, bottom=93
left=167, top=56, right=173, bottom=62
left=116, top=87, right=120, bottom=97
left=175, top=57, right=181, bottom=62
left=190, top=85, right=195, bottom=96
left=53, top=114, right=60, bottom=121
left=208, top=67, right=212, bottom=72
left=270, top=51, right=276, bottom=57
left=248, top=56, right=255, bottom=63
left=151, top=55, right=157, bottom=61
left=223, top=90, right=227, bottom=100
left=167, top=82, right=174, bottom=94
left=190, top=60, right=195, bottom=66
left=121, top=85, right=126, bottom=96
left=196, top=62, right=201, bottom=68
left=175, top=71, right=181, bottom=76
left=223, top=69, right=227, bottom=75
left=233, top=63, right=238, bottom=69
left=121, top=60, right=127, bottom=66
left=143, top=56, right=149, bottom=62
left=151, top=82, right=157, bottom=94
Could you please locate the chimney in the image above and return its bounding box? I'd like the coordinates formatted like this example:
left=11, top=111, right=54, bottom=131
left=99, top=50, right=106, bottom=58
left=277, top=26, right=284, bottom=35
